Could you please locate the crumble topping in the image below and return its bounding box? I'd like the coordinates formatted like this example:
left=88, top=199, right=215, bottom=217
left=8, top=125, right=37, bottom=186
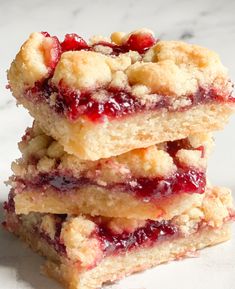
left=116, top=146, right=176, bottom=178
left=91, top=90, right=110, bottom=103
left=176, top=149, right=206, bottom=170
left=105, top=53, right=132, bottom=71
left=37, top=156, right=56, bottom=172
left=131, top=84, right=150, bottom=97
left=20, top=212, right=42, bottom=231
left=172, top=186, right=233, bottom=234
left=92, top=44, right=113, bottom=55
left=39, top=214, right=58, bottom=239
left=105, top=218, right=147, bottom=234
left=8, top=33, right=49, bottom=91
left=187, top=133, right=214, bottom=158
left=51, top=39, right=229, bottom=96
left=46, top=141, right=64, bottom=158
left=170, top=97, right=192, bottom=110
left=202, top=186, right=233, bottom=227
left=173, top=207, right=204, bottom=236
left=52, top=51, right=112, bottom=90
left=8, top=29, right=230, bottom=108
left=110, top=31, right=126, bottom=45
left=19, top=132, right=52, bottom=160
left=61, top=216, right=102, bottom=266
left=109, top=71, right=129, bottom=89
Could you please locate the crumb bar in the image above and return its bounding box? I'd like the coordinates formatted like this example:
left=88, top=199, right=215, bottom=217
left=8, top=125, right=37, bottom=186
left=8, top=29, right=234, bottom=160
left=4, top=186, right=234, bottom=289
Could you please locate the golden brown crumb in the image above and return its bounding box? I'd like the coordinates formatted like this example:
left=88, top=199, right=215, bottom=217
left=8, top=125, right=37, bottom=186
left=8, top=30, right=229, bottom=100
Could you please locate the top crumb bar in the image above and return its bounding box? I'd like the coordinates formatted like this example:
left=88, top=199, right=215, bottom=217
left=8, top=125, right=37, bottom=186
left=8, top=29, right=234, bottom=160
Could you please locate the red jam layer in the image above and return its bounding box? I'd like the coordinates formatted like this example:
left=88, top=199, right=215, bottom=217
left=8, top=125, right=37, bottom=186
left=27, top=80, right=234, bottom=122
left=39, top=218, right=178, bottom=257
left=37, top=215, right=177, bottom=257
left=37, top=217, right=177, bottom=257
left=97, top=220, right=178, bottom=256
left=14, top=168, right=206, bottom=201
left=35, top=215, right=178, bottom=256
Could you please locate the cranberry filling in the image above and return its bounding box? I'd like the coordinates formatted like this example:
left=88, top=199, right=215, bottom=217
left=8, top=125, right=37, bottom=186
left=27, top=79, right=233, bottom=122
left=61, top=33, right=89, bottom=52
left=39, top=216, right=177, bottom=257
left=15, top=168, right=206, bottom=201
left=125, top=33, right=156, bottom=54
left=41, top=31, right=51, bottom=37
left=55, top=86, right=149, bottom=121
left=35, top=216, right=177, bottom=257
left=39, top=217, right=177, bottom=257
left=128, top=169, right=206, bottom=200
left=97, top=220, right=178, bottom=255
left=37, top=173, right=83, bottom=191
left=166, top=139, right=190, bottom=157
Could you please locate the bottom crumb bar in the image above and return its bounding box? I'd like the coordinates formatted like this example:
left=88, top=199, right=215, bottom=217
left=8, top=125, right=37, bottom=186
left=3, top=186, right=234, bottom=289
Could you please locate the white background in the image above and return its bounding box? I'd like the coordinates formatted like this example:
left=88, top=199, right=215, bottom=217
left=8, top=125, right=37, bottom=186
left=0, top=0, right=235, bottom=288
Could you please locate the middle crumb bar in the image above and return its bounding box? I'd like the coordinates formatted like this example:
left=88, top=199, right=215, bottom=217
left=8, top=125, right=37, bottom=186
left=10, top=122, right=212, bottom=220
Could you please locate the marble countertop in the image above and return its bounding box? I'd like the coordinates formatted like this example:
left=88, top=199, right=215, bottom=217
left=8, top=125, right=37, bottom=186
left=0, top=0, right=235, bottom=288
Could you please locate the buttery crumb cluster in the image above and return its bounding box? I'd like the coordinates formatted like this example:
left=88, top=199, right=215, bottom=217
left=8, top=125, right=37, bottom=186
left=4, top=28, right=235, bottom=289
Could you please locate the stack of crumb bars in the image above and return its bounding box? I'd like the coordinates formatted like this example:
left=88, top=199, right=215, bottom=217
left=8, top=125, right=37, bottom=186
left=4, top=29, right=235, bottom=289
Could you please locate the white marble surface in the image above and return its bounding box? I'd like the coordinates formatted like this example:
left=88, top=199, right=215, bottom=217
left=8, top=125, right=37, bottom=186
left=0, top=0, right=235, bottom=288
